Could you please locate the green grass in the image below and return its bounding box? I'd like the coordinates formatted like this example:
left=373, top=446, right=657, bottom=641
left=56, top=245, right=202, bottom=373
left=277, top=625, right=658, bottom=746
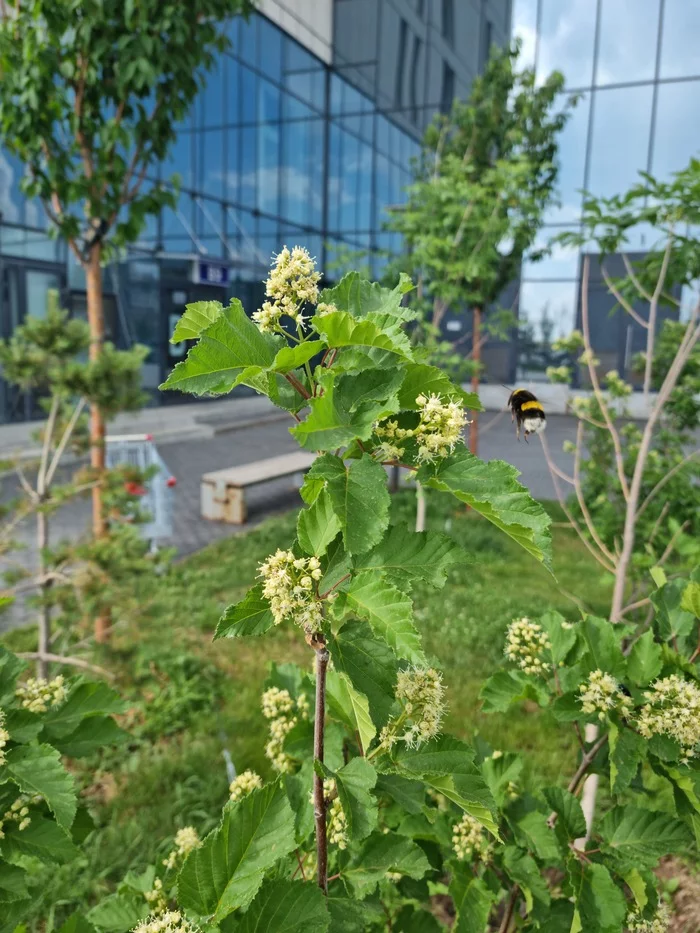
left=2, top=490, right=614, bottom=927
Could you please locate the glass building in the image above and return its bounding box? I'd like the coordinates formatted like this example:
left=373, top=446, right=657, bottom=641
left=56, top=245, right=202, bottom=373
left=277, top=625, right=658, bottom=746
left=512, top=0, right=700, bottom=380
left=0, top=0, right=511, bottom=420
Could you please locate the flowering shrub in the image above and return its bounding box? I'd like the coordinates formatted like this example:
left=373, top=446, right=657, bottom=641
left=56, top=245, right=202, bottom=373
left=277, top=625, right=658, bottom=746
left=71, top=255, right=698, bottom=931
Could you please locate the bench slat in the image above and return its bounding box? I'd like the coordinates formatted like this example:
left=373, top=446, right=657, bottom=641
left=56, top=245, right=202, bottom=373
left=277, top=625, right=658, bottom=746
left=202, top=451, right=316, bottom=489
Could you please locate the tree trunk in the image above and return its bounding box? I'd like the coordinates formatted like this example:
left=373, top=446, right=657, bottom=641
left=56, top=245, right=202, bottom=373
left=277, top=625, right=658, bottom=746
left=85, top=243, right=110, bottom=642
left=415, top=481, right=426, bottom=533
left=469, top=307, right=482, bottom=456
left=37, top=505, right=50, bottom=680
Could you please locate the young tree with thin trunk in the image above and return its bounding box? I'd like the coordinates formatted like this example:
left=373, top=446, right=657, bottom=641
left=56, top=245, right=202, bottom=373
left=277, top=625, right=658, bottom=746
left=0, top=0, right=253, bottom=639
left=388, top=40, right=576, bottom=455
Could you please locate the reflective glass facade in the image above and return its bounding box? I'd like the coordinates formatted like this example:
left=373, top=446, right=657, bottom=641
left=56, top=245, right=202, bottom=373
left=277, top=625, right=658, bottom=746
left=513, top=0, right=700, bottom=377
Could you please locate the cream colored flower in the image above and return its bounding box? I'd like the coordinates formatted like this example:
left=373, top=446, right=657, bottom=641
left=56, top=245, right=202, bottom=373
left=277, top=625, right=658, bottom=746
left=258, top=550, right=323, bottom=634
left=252, top=246, right=321, bottom=332
left=380, top=667, right=446, bottom=750
left=229, top=769, right=263, bottom=802
left=163, top=827, right=201, bottom=871
left=328, top=797, right=348, bottom=849
left=261, top=686, right=309, bottom=773
left=579, top=670, right=632, bottom=721
left=452, top=813, right=492, bottom=863
left=504, top=618, right=551, bottom=675
left=132, top=911, right=199, bottom=933
left=638, top=675, right=700, bottom=763
left=625, top=902, right=671, bottom=932
left=0, top=710, right=9, bottom=765
left=15, top=675, right=67, bottom=713
left=414, top=394, right=468, bottom=463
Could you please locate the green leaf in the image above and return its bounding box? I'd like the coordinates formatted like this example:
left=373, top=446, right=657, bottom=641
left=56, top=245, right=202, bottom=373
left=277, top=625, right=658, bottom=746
left=327, top=621, right=398, bottom=729
left=161, top=300, right=280, bottom=395
left=271, top=340, right=326, bottom=374
left=4, top=744, right=76, bottom=831
left=299, top=454, right=390, bottom=555
left=215, top=584, right=275, bottom=639
left=4, top=709, right=42, bottom=742
left=320, top=271, right=415, bottom=321
left=599, top=804, right=692, bottom=870
left=0, top=863, right=29, bottom=903
left=626, top=630, right=663, bottom=685
left=354, top=524, right=468, bottom=591
left=650, top=566, right=667, bottom=588
left=608, top=723, right=646, bottom=796
left=343, top=830, right=430, bottom=898
left=292, top=381, right=399, bottom=450
left=580, top=616, right=625, bottom=678
left=342, top=575, right=424, bottom=664
left=479, top=670, right=549, bottom=713
left=87, top=894, right=147, bottom=932
left=503, top=846, right=550, bottom=910
left=397, top=363, right=482, bottom=411
left=681, top=580, right=700, bottom=617
left=58, top=914, right=97, bottom=933
left=0, top=814, right=79, bottom=864
left=41, top=681, right=124, bottom=738
left=573, top=863, right=627, bottom=933
left=540, top=611, right=577, bottom=665
left=170, top=300, right=224, bottom=342
left=0, top=648, right=25, bottom=704
left=330, top=757, right=378, bottom=842
left=221, top=879, right=329, bottom=933
left=374, top=774, right=426, bottom=814
left=505, top=796, right=560, bottom=862
left=542, top=787, right=586, bottom=840
left=326, top=671, right=377, bottom=755
left=52, top=716, right=127, bottom=758
left=419, top=448, right=553, bottom=571
left=177, top=781, right=297, bottom=920
left=326, top=896, right=384, bottom=932
left=313, top=310, right=413, bottom=359
left=284, top=764, right=315, bottom=845
left=452, top=876, right=496, bottom=933
left=481, top=751, right=523, bottom=808
left=652, top=579, right=696, bottom=645
left=297, top=489, right=341, bottom=557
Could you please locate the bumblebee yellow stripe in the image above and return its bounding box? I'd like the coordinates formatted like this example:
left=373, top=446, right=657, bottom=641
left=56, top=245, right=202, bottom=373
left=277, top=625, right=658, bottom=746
left=521, top=400, right=544, bottom=412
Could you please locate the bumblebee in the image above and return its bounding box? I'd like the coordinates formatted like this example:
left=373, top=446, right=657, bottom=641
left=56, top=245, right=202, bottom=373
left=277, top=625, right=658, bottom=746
left=507, top=388, right=547, bottom=441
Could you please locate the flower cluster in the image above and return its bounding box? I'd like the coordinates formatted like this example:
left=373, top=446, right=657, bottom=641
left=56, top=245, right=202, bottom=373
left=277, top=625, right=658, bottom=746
left=0, top=710, right=9, bottom=765
left=504, top=618, right=551, bottom=675
left=328, top=797, right=348, bottom=849
left=380, top=667, right=446, bottom=750
left=552, top=330, right=584, bottom=354
left=132, top=911, right=199, bottom=933
left=229, top=769, right=263, bottom=802
left=252, top=246, right=321, bottom=332
left=258, top=550, right=324, bottom=634
left=625, top=903, right=671, bottom=933
left=163, top=827, right=201, bottom=872
left=144, top=878, right=168, bottom=915
left=373, top=394, right=468, bottom=464
left=579, top=670, right=633, bottom=720
left=373, top=418, right=412, bottom=463
left=638, top=675, right=700, bottom=763
left=316, top=301, right=338, bottom=317
left=15, top=675, right=67, bottom=713
left=546, top=365, right=572, bottom=384
left=605, top=369, right=633, bottom=398
left=0, top=793, right=42, bottom=837
left=452, top=813, right=492, bottom=863
left=261, top=686, right=309, bottom=772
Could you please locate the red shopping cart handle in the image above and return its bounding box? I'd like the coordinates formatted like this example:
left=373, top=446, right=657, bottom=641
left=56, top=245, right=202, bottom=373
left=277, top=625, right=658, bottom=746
left=166, top=476, right=177, bottom=488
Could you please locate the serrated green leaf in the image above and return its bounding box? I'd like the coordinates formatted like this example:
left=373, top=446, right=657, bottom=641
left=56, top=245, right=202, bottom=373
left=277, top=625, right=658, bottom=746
left=326, top=896, right=384, bottom=932
left=650, top=566, right=667, bottom=588
left=292, top=380, right=399, bottom=451
left=481, top=751, right=523, bottom=808
left=271, top=340, right=326, bottom=373
left=542, top=787, right=586, bottom=840
left=319, top=271, right=415, bottom=321
left=573, top=863, right=626, bottom=933
left=419, top=448, right=553, bottom=571
left=177, top=781, right=297, bottom=920
left=354, top=524, right=468, bottom=590
left=0, top=814, right=79, bottom=864
left=503, top=846, right=550, bottom=910
left=599, top=804, right=692, bottom=870
left=453, top=876, right=496, bottom=933
left=506, top=795, right=560, bottom=862
left=284, top=763, right=315, bottom=845
left=550, top=692, right=584, bottom=723
left=161, top=300, right=281, bottom=395
left=479, top=670, right=549, bottom=713
left=327, top=621, right=398, bottom=730
left=221, top=879, right=329, bottom=933
left=652, top=579, right=696, bottom=646
left=4, top=708, right=42, bottom=742
left=0, top=863, right=29, bottom=902
left=4, top=744, right=76, bottom=831
left=397, top=363, right=482, bottom=411
left=609, top=722, right=646, bottom=795
left=312, top=310, right=413, bottom=359
left=343, top=830, right=430, bottom=898
left=87, top=894, right=147, bottom=932
left=326, top=671, right=377, bottom=755
left=215, top=584, right=275, bottom=639
left=626, top=630, right=663, bottom=685
left=52, top=715, right=128, bottom=758
left=170, top=300, right=224, bottom=342
left=41, top=682, right=124, bottom=738
left=342, top=575, right=424, bottom=663
left=0, top=648, right=25, bottom=704
left=58, top=913, right=98, bottom=933
left=580, top=616, right=625, bottom=678
left=297, top=489, right=341, bottom=557
left=539, top=611, right=577, bottom=666
left=328, top=757, right=378, bottom=842
left=681, top=580, right=700, bottom=617
left=374, top=774, right=426, bottom=814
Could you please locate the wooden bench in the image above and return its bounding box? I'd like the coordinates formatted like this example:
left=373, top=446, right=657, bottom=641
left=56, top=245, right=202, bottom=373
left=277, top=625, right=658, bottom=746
left=201, top=451, right=316, bottom=524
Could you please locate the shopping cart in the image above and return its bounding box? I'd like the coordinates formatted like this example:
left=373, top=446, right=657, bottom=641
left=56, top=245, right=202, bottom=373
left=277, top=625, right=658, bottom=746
left=105, top=434, right=176, bottom=548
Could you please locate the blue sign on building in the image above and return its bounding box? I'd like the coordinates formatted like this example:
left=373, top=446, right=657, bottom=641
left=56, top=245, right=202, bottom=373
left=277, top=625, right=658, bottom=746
left=193, top=260, right=230, bottom=287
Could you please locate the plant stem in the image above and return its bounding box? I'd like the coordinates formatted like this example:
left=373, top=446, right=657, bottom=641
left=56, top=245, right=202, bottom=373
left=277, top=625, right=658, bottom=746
left=498, top=885, right=519, bottom=933
left=313, top=642, right=330, bottom=893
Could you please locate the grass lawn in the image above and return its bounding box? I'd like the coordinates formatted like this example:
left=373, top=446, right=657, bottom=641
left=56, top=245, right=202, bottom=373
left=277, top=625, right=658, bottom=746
left=2, top=489, right=614, bottom=925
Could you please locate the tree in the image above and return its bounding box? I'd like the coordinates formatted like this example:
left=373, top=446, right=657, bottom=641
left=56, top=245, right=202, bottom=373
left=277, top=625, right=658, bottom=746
left=0, top=0, right=253, bottom=638
left=389, top=40, right=576, bottom=453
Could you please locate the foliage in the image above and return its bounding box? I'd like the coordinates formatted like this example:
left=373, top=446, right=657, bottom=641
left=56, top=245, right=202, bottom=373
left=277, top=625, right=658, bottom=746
left=0, top=646, right=127, bottom=933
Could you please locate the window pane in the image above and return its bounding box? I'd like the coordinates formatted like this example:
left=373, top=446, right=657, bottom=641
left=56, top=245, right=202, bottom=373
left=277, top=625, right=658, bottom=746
left=537, top=0, right=596, bottom=89
left=653, top=80, right=700, bottom=180
left=518, top=281, right=579, bottom=344
left=0, top=149, right=24, bottom=224
left=238, top=15, right=257, bottom=69
left=241, top=66, right=257, bottom=124
left=240, top=127, right=256, bottom=208
left=258, top=78, right=280, bottom=123
left=201, top=54, right=225, bottom=127
left=258, top=17, right=282, bottom=84
left=660, top=0, right=700, bottom=79
left=545, top=92, right=590, bottom=223
left=161, top=133, right=194, bottom=190
left=357, top=142, right=373, bottom=231
left=587, top=85, right=653, bottom=200
left=596, top=0, right=659, bottom=85
left=522, top=229, right=580, bottom=280
left=281, top=120, right=312, bottom=226
left=200, top=129, right=224, bottom=199
left=258, top=123, right=280, bottom=214
left=227, top=57, right=240, bottom=126
left=226, top=129, right=240, bottom=203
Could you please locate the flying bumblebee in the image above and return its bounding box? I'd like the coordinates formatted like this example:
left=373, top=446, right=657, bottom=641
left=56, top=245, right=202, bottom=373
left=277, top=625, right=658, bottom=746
left=507, top=388, right=547, bottom=441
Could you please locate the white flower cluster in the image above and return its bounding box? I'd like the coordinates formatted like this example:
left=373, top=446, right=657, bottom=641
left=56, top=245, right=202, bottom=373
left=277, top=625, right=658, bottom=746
left=0, top=793, right=42, bottom=837
left=638, top=675, right=700, bottom=763
left=0, top=709, right=9, bottom=765
left=15, top=675, right=67, bottom=713
left=144, top=878, right=168, bottom=915
left=258, top=550, right=324, bottom=634
left=316, top=301, right=338, bottom=317
left=452, top=813, right=492, bottom=863
left=380, top=667, right=446, bottom=750
left=261, top=686, right=309, bottom=773
left=132, top=911, right=198, bottom=933
left=579, top=670, right=633, bottom=721
left=252, top=246, right=321, bottom=333
left=163, top=827, right=201, bottom=872
left=625, top=903, right=671, bottom=933
left=229, top=769, right=263, bottom=802
left=328, top=797, right=348, bottom=849
left=373, top=395, right=468, bottom=464
left=504, top=618, right=551, bottom=675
